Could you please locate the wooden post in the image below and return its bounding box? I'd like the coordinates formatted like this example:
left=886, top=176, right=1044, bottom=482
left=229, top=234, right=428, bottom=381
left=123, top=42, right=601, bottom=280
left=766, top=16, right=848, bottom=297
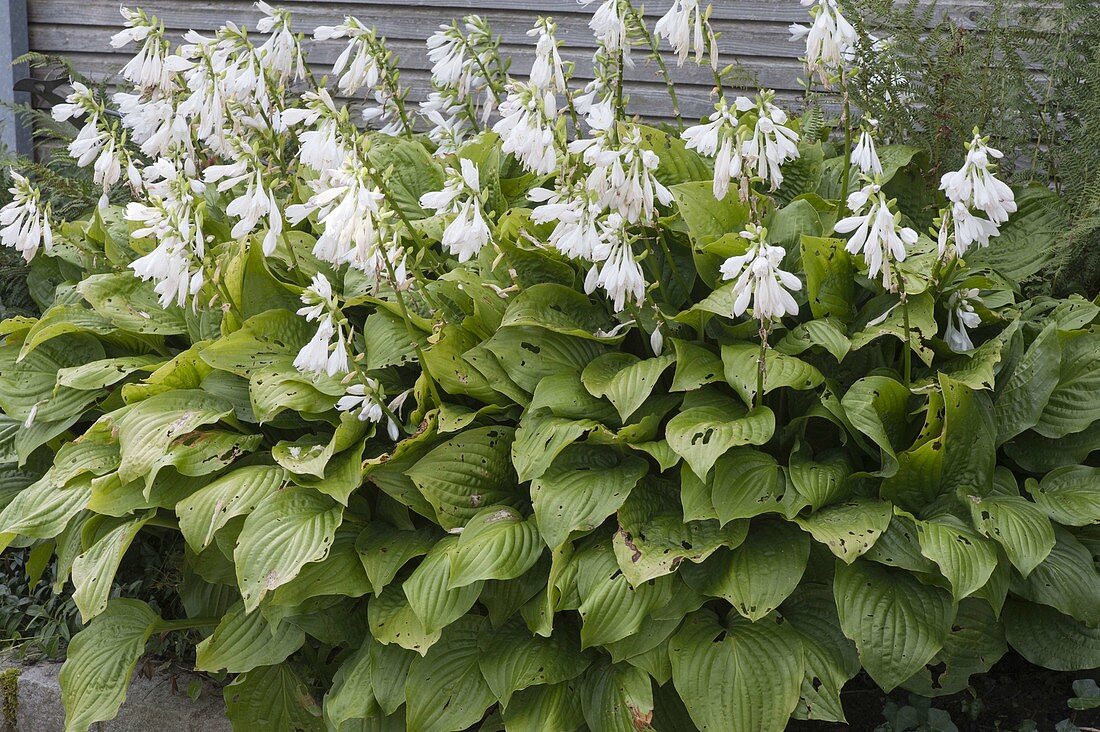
left=1, top=0, right=31, bottom=157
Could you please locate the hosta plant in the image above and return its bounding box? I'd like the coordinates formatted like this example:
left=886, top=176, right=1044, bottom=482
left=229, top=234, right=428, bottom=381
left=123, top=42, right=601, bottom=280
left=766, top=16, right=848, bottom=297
left=0, top=1, right=1098, bottom=731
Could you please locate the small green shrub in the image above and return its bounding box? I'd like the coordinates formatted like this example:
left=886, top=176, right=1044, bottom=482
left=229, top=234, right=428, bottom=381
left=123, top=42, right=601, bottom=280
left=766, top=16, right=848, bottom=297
left=0, top=3, right=1098, bottom=731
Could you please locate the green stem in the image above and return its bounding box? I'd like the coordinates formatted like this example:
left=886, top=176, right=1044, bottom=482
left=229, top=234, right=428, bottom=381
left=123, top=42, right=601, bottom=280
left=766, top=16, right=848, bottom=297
left=836, top=66, right=854, bottom=219
left=900, top=287, right=912, bottom=389
left=712, top=68, right=726, bottom=103
left=626, top=3, right=683, bottom=129
left=378, top=244, right=442, bottom=408
left=755, top=326, right=768, bottom=409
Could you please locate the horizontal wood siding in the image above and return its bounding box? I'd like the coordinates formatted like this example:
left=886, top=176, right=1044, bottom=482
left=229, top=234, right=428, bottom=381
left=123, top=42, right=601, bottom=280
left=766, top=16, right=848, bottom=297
left=26, top=0, right=986, bottom=123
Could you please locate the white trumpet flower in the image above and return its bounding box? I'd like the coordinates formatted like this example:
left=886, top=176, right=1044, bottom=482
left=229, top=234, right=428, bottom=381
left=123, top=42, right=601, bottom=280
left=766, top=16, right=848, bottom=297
left=419, top=158, right=491, bottom=262
left=493, top=82, right=559, bottom=175
left=719, top=224, right=801, bottom=323
left=528, top=18, right=568, bottom=93
left=0, top=172, right=53, bottom=262
left=294, top=316, right=337, bottom=375
left=338, top=378, right=386, bottom=425
left=940, top=132, right=1017, bottom=225
left=852, top=119, right=882, bottom=176
left=945, top=288, right=982, bottom=352
left=655, top=0, right=717, bottom=70
left=682, top=97, right=752, bottom=200
left=570, top=124, right=673, bottom=224
left=113, top=7, right=171, bottom=90
left=529, top=183, right=605, bottom=261
left=834, top=183, right=917, bottom=291
left=790, top=0, right=857, bottom=82
left=741, top=93, right=801, bottom=191
left=584, top=214, right=645, bottom=313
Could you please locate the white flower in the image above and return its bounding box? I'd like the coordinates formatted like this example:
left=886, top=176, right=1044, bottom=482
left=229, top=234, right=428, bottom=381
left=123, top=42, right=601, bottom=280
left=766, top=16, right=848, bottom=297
left=420, top=92, right=471, bottom=155
left=297, top=273, right=337, bottom=322
left=741, top=93, right=800, bottom=191
left=493, top=83, right=558, bottom=175
left=719, top=224, right=801, bottom=322
left=315, top=18, right=386, bottom=96
left=945, top=288, right=982, bottom=352
left=938, top=202, right=1000, bottom=259
left=570, top=124, right=673, bottom=224
left=255, top=1, right=307, bottom=82
left=529, top=183, right=605, bottom=261
left=791, top=0, right=857, bottom=82
left=834, top=183, right=917, bottom=291
left=682, top=99, right=746, bottom=200
left=420, top=158, right=491, bottom=262
left=654, top=0, right=717, bottom=70
left=650, top=323, right=664, bottom=355
left=583, top=0, right=631, bottom=60
left=113, top=7, right=171, bottom=90
left=940, top=131, right=1016, bottom=225
left=0, top=171, right=53, bottom=262
left=584, top=214, right=646, bottom=312
left=528, top=18, right=568, bottom=93
left=852, top=120, right=882, bottom=176
left=338, top=379, right=386, bottom=424
left=294, top=316, right=336, bottom=375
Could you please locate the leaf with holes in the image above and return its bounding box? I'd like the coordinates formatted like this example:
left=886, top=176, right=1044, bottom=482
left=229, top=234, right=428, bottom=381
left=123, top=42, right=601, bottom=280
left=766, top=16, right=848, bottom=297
left=447, top=506, right=542, bottom=588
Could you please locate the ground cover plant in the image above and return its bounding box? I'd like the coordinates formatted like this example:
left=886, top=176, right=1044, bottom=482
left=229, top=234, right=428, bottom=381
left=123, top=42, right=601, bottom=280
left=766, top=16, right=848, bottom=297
left=0, top=1, right=1098, bottom=730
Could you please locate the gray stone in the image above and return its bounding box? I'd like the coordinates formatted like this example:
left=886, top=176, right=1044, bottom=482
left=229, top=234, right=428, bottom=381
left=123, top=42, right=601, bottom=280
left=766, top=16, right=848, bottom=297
left=0, top=657, right=232, bottom=732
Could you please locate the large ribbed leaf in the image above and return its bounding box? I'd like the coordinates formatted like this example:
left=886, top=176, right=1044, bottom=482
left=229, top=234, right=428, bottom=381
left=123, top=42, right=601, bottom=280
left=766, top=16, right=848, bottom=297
left=0, top=473, right=92, bottom=548
left=787, top=448, right=852, bottom=511
left=59, top=599, right=159, bottom=732
left=324, top=642, right=380, bottom=729
left=477, top=616, right=589, bottom=707
left=940, top=374, right=997, bottom=498
left=782, top=583, right=860, bottom=723
left=483, top=326, right=608, bottom=394
left=223, top=663, right=322, bottom=732
left=666, top=398, right=774, bottom=480
left=114, top=390, right=233, bottom=485
left=200, top=309, right=311, bottom=378
left=195, top=602, right=305, bottom=673
left=0, top=334, right=104, bottom=423
left=902, top=598, right=1006, bottom=697
left=573, top=542, right=672, bottom=649
left=914, top=515, right=998, bottom=600
left=72, top=512, right=154, bottom=622
left=1028, top=466, right=1100, bottom=526
left=968, top=494, right=1055, bottom=577
left=721, top=344, right=824, bottom=407
left=994, top=322, right=1061, bottom=443
left=404, top=616, right=496, bottom=732
left=612, top=477, right=747, bottom=586
left=580, top=662, right=656, bottom=732
left=503, top=680, right=585, bottom=732
left=1035, top=332, right=1100, bottom=438
left=235, top=486, right=343, bottom=612
left=501, top=283, right=616, bottom=340
left=531, top=443, right=647, bottom=549
left=406, top=426, right=518, bottom=530
left=56, top=355, right=164, bottom=390
left=800, top=235, right=856, bottom=321
left=367, top=584, right=441, bottom=655
left=840, top=376, right=912, bottom=477
left=176, top=465, right=288, bottom=552
left=582, top=352, right=675, bottom=422
left=1011, top=527, right=1100, bottom=625
left=669, top=609, right=805, bottom=732
left=78, top=272, right=188, bottom=334
left=794, top=498, right=892, bottom=563
left=834, top=560, right=955, bottom=691
left=356, top=522, right=437, bottom=595
left=447, top=506, right=542, bottom=588
left=513, top=414, right=604, bottom=484
left=1003, top=599, right=1100, bottom=671
left=681, top=520, right=808, bottom=621
left=403, top=536, right=483, bottom=635
left=269, top=530, right=371, bottom=608
left=681, top=447, right=781, bottom=524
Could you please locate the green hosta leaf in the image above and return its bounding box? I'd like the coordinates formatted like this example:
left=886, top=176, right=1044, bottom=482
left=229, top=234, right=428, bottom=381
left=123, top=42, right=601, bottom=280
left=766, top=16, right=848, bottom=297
left=56, top=355, right=164, bottom=390
left=670, top=609, right=805, bottom=732
left=195, top=602, right=305, bottom=673
left=914, top=515, right=998, bottom=600
left=794, top=498, right=892, bottom=563
left=1002, top=599, right=1100, bottom=672
left=787, top=448, right=852, bottom=511
left=671, top=181, right=750, bottom=247
left=59, top=599, right=159, bottom=732
left=176, top=465, right=288, bottom=552
left=994, top=322, right=1061, bottom=443
left=0, top=473, right=92, bottom=547
left=776, top=319, right=851, bottom=363
left=223, top=663, right=322, bottom=732
left=968, top=186, right=1063, bottom=280
left=833, top=560, right=955, bottom=691
left=249, top=360, right=343, bottom=423
left=72, top=512, right=154, bottom=622
left=1011, top=527, right=1100, bottom=625
left=369, top=136, right=446, bottom=218
left=638, top=124, right=710, bottom=185
left=484, top=326, right=608, bottom=394
left=403, top=536, right=483, bottom=636
left=501, top=283, right=615, bottom=340
left=940, top=374, right=996, bottom=498
left=580, top=662, right=656, bottom=732
left=670, top=339, right=724, bottom=392
left=968, top=494, right=1055, bottom=577
left=613, top=477, right=747, bottom=586
left=477, top=616, right=590, bottom=707
left=114, top=390, right=233, bottom=485
left=18, top=305, right=116, bottom=359
left=447, top=506, right=542, bottom=588
left=367, top=584, right=442, bottom=655
left=200, top=309, right=311, bottom=378
left=404, top=616, right=496, bottom=732
left=356, top=522, right=437, bottom=595
left=666, top=396, right=774, bottom=479
left=582, top=352, right=675, bottom=423
left=681, top=447, right=782, bottom=524
left=841, top=376, right=912, bottom=477
left=574, top=542, right=672, bottom=649
left=849, top=293, right=937, bottom=367
left=235, top=486, right=343, bottom=612
left=901, top=598, right=1007, bottom=697
left=680, top=519, right=808, bottom=621
left=782, top=583, right=860, bottom=723
left=800, top=235, right=856, bottom=321
left=513, top=414, right=605, bottom=484
left=268, top=530, right=371, bottom=608
left=0, top=333, right=104, bottom=422
left=1004, top=422, right=1100, bottom=473
left=1035, top=332, right=1100, bottom=438
left=407, top=426, right=519, bottom=530
left=324, top=643, right=380, bottom=729
left=78, top=272, right=188, bottom=335
left=721, top=344, right=824, bottom=407
left=531, top=444, right=647, bottom=549
left=1027, top=466, right=1100, bottom=526
left=503, top=680, right=585, bottom=732
left=528, top=371, right=619, bottom=423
